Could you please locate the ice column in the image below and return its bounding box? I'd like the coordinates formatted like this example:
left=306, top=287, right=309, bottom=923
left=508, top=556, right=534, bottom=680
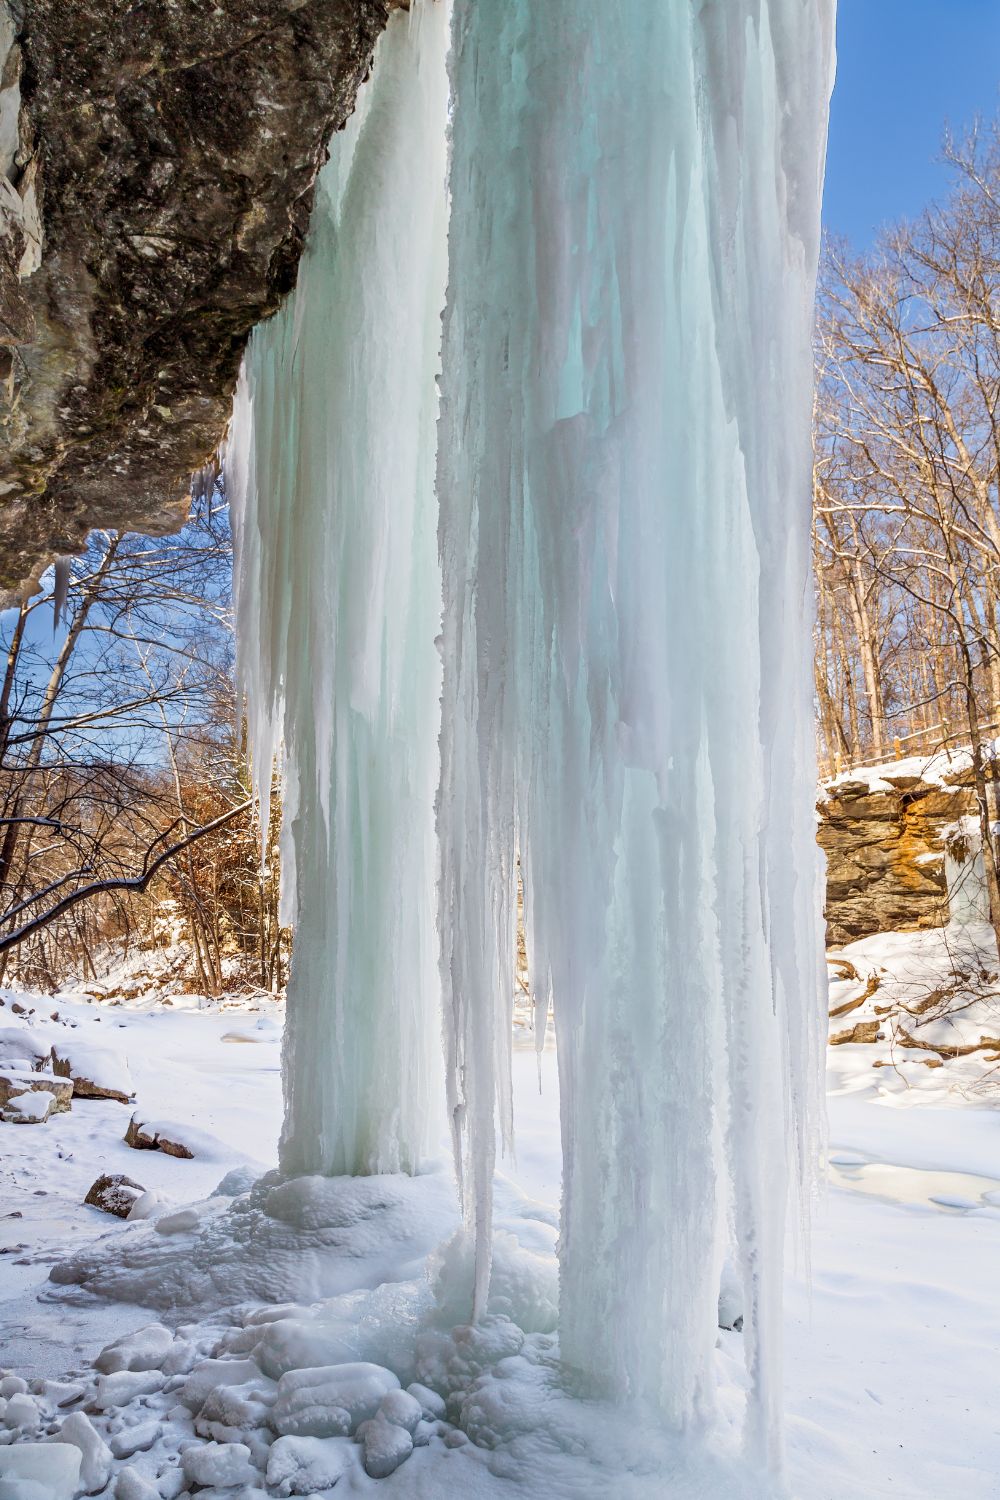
left=229, top=2, right=449, bottom=1177
left=438, top=0, right=834, bottom=1459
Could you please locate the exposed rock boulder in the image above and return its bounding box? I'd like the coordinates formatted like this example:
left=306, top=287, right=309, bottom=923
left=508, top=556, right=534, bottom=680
left=52, top=1041, right=134, bottom=1102
left=84, top=1173, right=145, bottom=1218
left=0, top=1066, right=71, bottom=1117
left=124, top=1112, right=194, bottom=1158
left=818, top=762, right=998, bottom=945
left=0, top=0, right=392, bottom=599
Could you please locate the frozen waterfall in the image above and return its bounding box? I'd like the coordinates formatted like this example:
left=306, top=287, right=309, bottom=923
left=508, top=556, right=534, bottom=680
left=230, top=0, right=834, bottom=1470
left=438, top=0, right=834, bottom=1458
left=229, top=2, right=450, bottom=1177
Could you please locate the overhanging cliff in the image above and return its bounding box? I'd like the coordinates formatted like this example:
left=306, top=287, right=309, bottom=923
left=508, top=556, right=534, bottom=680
left=0, top=0, right=390, bottom=599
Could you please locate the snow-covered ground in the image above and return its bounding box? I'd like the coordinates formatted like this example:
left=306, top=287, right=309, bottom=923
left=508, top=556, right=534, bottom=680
left=1, top=933, right=998, bottom=1497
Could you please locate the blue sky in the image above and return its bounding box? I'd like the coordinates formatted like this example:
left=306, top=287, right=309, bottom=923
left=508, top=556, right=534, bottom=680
left=824, top=0, right=1000, bottom=246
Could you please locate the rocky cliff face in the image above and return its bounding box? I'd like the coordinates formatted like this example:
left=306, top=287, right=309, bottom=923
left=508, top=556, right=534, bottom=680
left=0, top=0, right=390, bottom=599
left=818, top=764, right=996, bottom=946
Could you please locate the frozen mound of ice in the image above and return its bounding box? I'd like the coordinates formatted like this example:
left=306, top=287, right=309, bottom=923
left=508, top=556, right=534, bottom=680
left=271, top=1362, right=399, bottom=1437
left=49, top=1169, right=459, bottom=1314
left=429, top=1228, right=558, bottom=1334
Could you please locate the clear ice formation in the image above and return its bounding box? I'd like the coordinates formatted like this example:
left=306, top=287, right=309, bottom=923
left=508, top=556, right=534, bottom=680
left=229, top=2, right=449, bottom=1177
left=437, top=0, right=834, bottom=1460
left=230, top=0, right=835, bottom=1469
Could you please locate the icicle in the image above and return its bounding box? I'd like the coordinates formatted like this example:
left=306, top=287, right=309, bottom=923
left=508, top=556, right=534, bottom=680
left=51, top=557, right=72, bottom=630
left=228, top=0, right=450, bottom=1178
left=437, top=0, right=834, bottom=1463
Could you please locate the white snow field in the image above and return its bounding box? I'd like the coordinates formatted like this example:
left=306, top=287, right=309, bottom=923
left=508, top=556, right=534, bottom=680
left=0, top=942, right=998, bottom=1498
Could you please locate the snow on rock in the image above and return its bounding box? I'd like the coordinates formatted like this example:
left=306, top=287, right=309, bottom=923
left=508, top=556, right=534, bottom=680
left=54, top=1410, right=112, bottom=1491
left=95, top=1324, right=176, bottom=1375
left=181, top=1439, right=257, bottom=1489
left=2, top=1089, right=54, bottom=1123
left=52, top=1042, right=134, bottom=1103
left=265, top=1435, right=353, bottom=1497
left=0, top=1444, right=81, bottom=1500
left=0, top=1027, right=51, bottom=1071
left=359, top=1411, right=413, bottom=1478
left=0, top=1070, right=72, bottom=1117
left=272, top=1362, right=399, bottom=1438
left=123, top=1115, right=195, bottom=1159
left=84, top=1174, right=146, bottom=1219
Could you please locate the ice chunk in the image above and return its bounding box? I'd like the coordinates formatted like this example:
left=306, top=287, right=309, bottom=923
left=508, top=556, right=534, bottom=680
left=55, top=1411, right=112, bottom=1491
left=265, top=1435, right=353, bottom=1497
left=109, top=1421, right=161, bottom=1459
left=406, top=1382, right=446, bottom=1422
left=95, top=1323, right=175, bottom=1374
left=376, top=1389, right=422, bottom=1434
left=0, top=1443, right=80, bottom=1500
left=114, top=1470, right=160, bottom=1500
left=3, top=1390, right=39, bottom=1430
left=360, top=1412, right=413, bottom=1478
left=179, top=1358, right=264, bottom=1415
left=181, top=1439, right=257, bottom=1489
left=92, top=1370, right=163, bottom=1410
left=272, top=1362, right=399, bottom=1438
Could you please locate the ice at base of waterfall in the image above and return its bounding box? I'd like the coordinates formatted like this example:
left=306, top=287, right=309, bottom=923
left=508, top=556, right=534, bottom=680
left=1, top=975, right=1000, bottom=1497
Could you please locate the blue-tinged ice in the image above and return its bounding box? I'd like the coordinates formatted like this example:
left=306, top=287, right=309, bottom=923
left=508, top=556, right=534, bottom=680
left=228, top=1, right=450, bottom=1177
left=437, top=0, right=834, bottom=1463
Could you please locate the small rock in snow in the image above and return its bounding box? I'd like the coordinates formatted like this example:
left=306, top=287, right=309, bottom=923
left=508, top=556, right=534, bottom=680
left=123, top=1114, right=194, bottom=1159
left=0, top=1378, right=27, bottom=1399
left=84, top=1174, right=145, bottom=1219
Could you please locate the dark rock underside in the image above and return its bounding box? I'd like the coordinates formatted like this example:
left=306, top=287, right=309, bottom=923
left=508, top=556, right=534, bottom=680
left=0, top=0, right=390, bottom=599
